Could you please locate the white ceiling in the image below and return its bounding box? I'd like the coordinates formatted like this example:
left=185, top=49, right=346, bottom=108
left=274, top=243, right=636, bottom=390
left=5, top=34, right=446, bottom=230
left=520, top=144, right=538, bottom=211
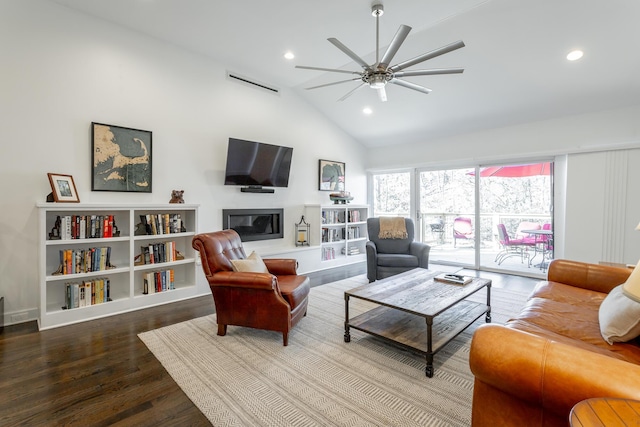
left=47, top=0, right=640, bottom=148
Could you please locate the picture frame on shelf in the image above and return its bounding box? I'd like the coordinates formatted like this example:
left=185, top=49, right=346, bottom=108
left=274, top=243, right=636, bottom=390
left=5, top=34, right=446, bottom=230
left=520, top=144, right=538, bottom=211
left=91, top=122, right=152, bottom=193
left=319, top=159, right=345, bottom=191
left=47, top=173, right=80, bottom=203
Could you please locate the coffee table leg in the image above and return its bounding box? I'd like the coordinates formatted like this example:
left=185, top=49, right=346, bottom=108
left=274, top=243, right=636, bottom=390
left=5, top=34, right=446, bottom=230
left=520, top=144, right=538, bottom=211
left=426, top=356, right=434, bottom=378
left=426, top=317, right=434, bottom=377
left=344, top=294, right=351, bottom=343
left=485, top=284, right=492, bottom=323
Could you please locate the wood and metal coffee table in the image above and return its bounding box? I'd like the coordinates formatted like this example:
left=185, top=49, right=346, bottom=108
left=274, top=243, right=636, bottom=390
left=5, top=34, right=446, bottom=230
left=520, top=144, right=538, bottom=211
left=344, top=268, right=491, bottom=377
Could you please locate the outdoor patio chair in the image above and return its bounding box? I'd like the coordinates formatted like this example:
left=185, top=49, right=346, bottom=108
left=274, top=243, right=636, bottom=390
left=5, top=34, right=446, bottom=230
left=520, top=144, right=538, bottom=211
left=429, top=218, right=445, bottom=244
left=515, top=221, right=541, bottom=243
left=453, top=217, right=474, bottom=247
left=495, top=224, right=535, bottom=265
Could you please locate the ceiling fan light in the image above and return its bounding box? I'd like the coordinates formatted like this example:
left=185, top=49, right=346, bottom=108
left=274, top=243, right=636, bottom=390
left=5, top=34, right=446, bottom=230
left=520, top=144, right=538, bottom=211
left=567, top=50, right=584, bottom=61
left=368, top=73, right=387, bottom=89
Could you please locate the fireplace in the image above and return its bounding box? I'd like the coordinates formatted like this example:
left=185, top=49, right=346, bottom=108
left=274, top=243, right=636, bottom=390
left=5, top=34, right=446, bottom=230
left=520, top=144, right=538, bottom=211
left=222, top=208, right=284, bottom=242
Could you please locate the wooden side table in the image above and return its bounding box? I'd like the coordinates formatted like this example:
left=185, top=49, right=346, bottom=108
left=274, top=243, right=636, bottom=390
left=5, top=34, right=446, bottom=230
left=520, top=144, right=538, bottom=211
left=570, top=397, right=640, bottom=426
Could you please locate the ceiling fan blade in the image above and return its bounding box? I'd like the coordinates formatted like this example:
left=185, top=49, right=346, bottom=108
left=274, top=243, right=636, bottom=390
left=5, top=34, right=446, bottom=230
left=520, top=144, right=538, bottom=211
left=378, top=25, right=412, bottom=70
left=295, top=65, right=361, bottom=75
left=390, top=78, right=432, bottom=94
left=377, top=86, right=388, bottom=102
left=390, top=40, right=465, bottom=72
left=305, top=78, right=363, bottom=90
left=393, top=67, right=464, bottom=78
left=328, top=38, right=372, bottom=70
left=338, top=82, right=366, bottom=101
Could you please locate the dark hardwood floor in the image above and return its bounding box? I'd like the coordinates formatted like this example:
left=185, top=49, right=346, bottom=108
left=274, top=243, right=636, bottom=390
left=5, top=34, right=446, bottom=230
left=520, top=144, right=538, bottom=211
left=0, top=263, right=536, bottom=426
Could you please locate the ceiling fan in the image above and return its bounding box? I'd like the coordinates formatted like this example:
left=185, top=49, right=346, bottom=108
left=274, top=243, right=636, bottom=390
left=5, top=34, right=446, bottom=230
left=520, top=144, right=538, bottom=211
left=296, top=4, right=465, bottom=102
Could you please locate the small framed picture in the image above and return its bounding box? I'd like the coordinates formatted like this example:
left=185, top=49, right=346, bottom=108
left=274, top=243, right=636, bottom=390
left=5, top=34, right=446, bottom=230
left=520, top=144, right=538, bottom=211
left=47, top=173, right=80, bottom=203
left=319, top=159, right=345, bottom=191
left=92, top=122, right=152, bottom=193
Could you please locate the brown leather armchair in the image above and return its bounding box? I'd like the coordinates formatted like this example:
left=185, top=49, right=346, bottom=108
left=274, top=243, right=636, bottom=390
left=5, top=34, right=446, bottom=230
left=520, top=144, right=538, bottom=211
left=192, top=229, right=310, bottom=346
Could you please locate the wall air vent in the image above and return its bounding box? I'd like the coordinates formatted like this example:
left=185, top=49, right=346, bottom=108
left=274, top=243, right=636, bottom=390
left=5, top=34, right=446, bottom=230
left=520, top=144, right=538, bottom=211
left=226, top=72, right=280, bottom=95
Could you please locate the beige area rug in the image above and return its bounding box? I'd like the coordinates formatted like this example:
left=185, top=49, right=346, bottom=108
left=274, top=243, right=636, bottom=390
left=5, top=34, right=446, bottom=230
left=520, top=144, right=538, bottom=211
left=139, top=275, right=530, bottom=426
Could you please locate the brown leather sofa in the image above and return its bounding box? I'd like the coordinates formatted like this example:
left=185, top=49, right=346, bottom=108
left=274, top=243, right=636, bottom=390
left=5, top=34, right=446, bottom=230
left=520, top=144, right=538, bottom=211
left=469, top=259, right=640, bottom=426
left=192, top=229, right=310, bottom=346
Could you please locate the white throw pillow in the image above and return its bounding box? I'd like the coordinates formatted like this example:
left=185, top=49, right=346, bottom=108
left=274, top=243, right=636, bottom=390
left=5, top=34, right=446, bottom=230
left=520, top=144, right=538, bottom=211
left=599, top=284, right=640, bottom=345
left=230, top=251, right=269, bottom=273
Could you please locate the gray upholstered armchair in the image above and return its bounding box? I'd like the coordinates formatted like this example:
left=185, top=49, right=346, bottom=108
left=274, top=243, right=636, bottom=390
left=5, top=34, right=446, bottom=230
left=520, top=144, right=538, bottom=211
left=365, top=217, right=431, bottom=282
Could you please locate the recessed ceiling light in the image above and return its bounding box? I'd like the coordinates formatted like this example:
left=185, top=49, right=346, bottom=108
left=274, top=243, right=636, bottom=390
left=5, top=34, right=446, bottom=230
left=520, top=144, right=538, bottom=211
left=566, top=50, right=584, bottom=61
left=284, top=52, right=295, bottom=60
left=363, top=107, right=373, bottom=115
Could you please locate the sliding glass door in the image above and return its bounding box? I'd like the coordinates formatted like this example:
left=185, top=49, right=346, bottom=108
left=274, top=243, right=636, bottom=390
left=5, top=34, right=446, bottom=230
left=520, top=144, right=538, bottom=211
left=478, top=162, right=553, bottom=274
left=417, top=167, right=476, bottom=266
left=371, top=161, right=554, bottom=276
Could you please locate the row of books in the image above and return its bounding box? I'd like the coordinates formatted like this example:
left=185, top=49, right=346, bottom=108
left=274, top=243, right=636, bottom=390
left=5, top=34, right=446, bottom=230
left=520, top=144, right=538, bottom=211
left=322, top=227, right=345, bottom=243
left=322, top=210, right=346, bottom=224
left=139, top=241, right=177, bottom=265
left=321, top=210, right=364, bottom=224
left=321, top=247, right=338, bottom=261
left=138, top=214, right=185, bottom=235
left=347, top=210, right=363, bottom=223
left=143, top=269, right=175, bottom=294
left=346, top=226, right=362, bottom=239
left=54, top=215, right=116, bottom=240
left=64, top=277, right=111, bottom=309
left=56, top=247, right=112, bottom=275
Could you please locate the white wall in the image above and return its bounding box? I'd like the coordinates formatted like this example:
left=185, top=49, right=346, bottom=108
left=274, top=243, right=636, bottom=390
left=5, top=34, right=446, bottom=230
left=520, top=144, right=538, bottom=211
left=366, top=105, right=640, bottom=171
left=0, top=1, right=367, bottom=325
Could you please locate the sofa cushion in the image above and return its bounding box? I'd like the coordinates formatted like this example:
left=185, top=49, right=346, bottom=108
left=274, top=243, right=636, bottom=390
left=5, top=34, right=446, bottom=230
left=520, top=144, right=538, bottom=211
left=376, top=253, right=419, bottom=268
left=230, top=251, right=268, bottom=273
left=506, top=280, right=640, bottom=364
left=599, top=284, right=640, bottom=345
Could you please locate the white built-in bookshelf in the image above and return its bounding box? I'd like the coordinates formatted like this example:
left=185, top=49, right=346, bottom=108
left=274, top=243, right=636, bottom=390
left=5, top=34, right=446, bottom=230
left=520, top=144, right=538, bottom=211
left=304, top=204, right=368, bottom=264
left=37, top=203, right=201, bottom=330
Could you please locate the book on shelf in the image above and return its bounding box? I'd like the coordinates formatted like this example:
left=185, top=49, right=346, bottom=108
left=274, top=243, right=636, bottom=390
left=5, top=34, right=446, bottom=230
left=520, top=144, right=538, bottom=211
left=136, top=213, right=185, bottom=236
left=433, top=273, right=474, bottom=285
left=55, top=246, right=113, bottom=275
left=64, top=277, right=111, bottom=309
left=55, top=214, right=116, bottom=240
left=142, top=269, right=175, bottom=294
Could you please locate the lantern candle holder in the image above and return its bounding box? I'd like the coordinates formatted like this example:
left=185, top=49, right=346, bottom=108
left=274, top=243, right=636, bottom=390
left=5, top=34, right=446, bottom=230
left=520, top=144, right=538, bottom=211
left=295, top=215, right=310, bottom=246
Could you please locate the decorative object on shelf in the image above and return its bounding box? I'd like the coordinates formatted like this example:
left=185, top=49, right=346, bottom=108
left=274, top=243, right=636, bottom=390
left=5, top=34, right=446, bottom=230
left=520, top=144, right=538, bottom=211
left=91, top=122, right=152, bottom=193
left=319, top=159, right=345, bottom=191
left=169, top=190, right=185, bottom=203
left=47, top=173, right=80, bottom=203
left=295, top=215, right=310, bottom=246
left=49, top=215, right=62, bottom=240
left=329, top=191, right=354, bottom=204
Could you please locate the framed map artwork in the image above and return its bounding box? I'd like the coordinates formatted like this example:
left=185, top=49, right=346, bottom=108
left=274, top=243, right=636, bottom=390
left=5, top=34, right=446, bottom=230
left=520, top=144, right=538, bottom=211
left=91, top=122, right=152, bottom=193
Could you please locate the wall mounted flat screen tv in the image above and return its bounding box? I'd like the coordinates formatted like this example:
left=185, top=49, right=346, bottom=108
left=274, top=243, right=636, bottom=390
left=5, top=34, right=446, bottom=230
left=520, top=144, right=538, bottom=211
left=224, top=138, right=293, bottom=189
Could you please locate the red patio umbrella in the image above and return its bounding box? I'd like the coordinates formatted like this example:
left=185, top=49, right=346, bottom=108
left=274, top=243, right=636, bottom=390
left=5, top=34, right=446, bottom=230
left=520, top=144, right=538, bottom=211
left=472, top=162, right=551, bottom=177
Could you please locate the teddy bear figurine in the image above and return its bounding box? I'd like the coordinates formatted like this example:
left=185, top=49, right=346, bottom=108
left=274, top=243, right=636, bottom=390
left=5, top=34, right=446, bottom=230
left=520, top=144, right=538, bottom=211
left=169, top=190, right=185, bottom=204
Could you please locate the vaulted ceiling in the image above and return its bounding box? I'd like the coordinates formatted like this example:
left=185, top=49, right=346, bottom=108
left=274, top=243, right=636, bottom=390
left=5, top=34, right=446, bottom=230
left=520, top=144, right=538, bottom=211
left=47, top=0, right=640, bottom=148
